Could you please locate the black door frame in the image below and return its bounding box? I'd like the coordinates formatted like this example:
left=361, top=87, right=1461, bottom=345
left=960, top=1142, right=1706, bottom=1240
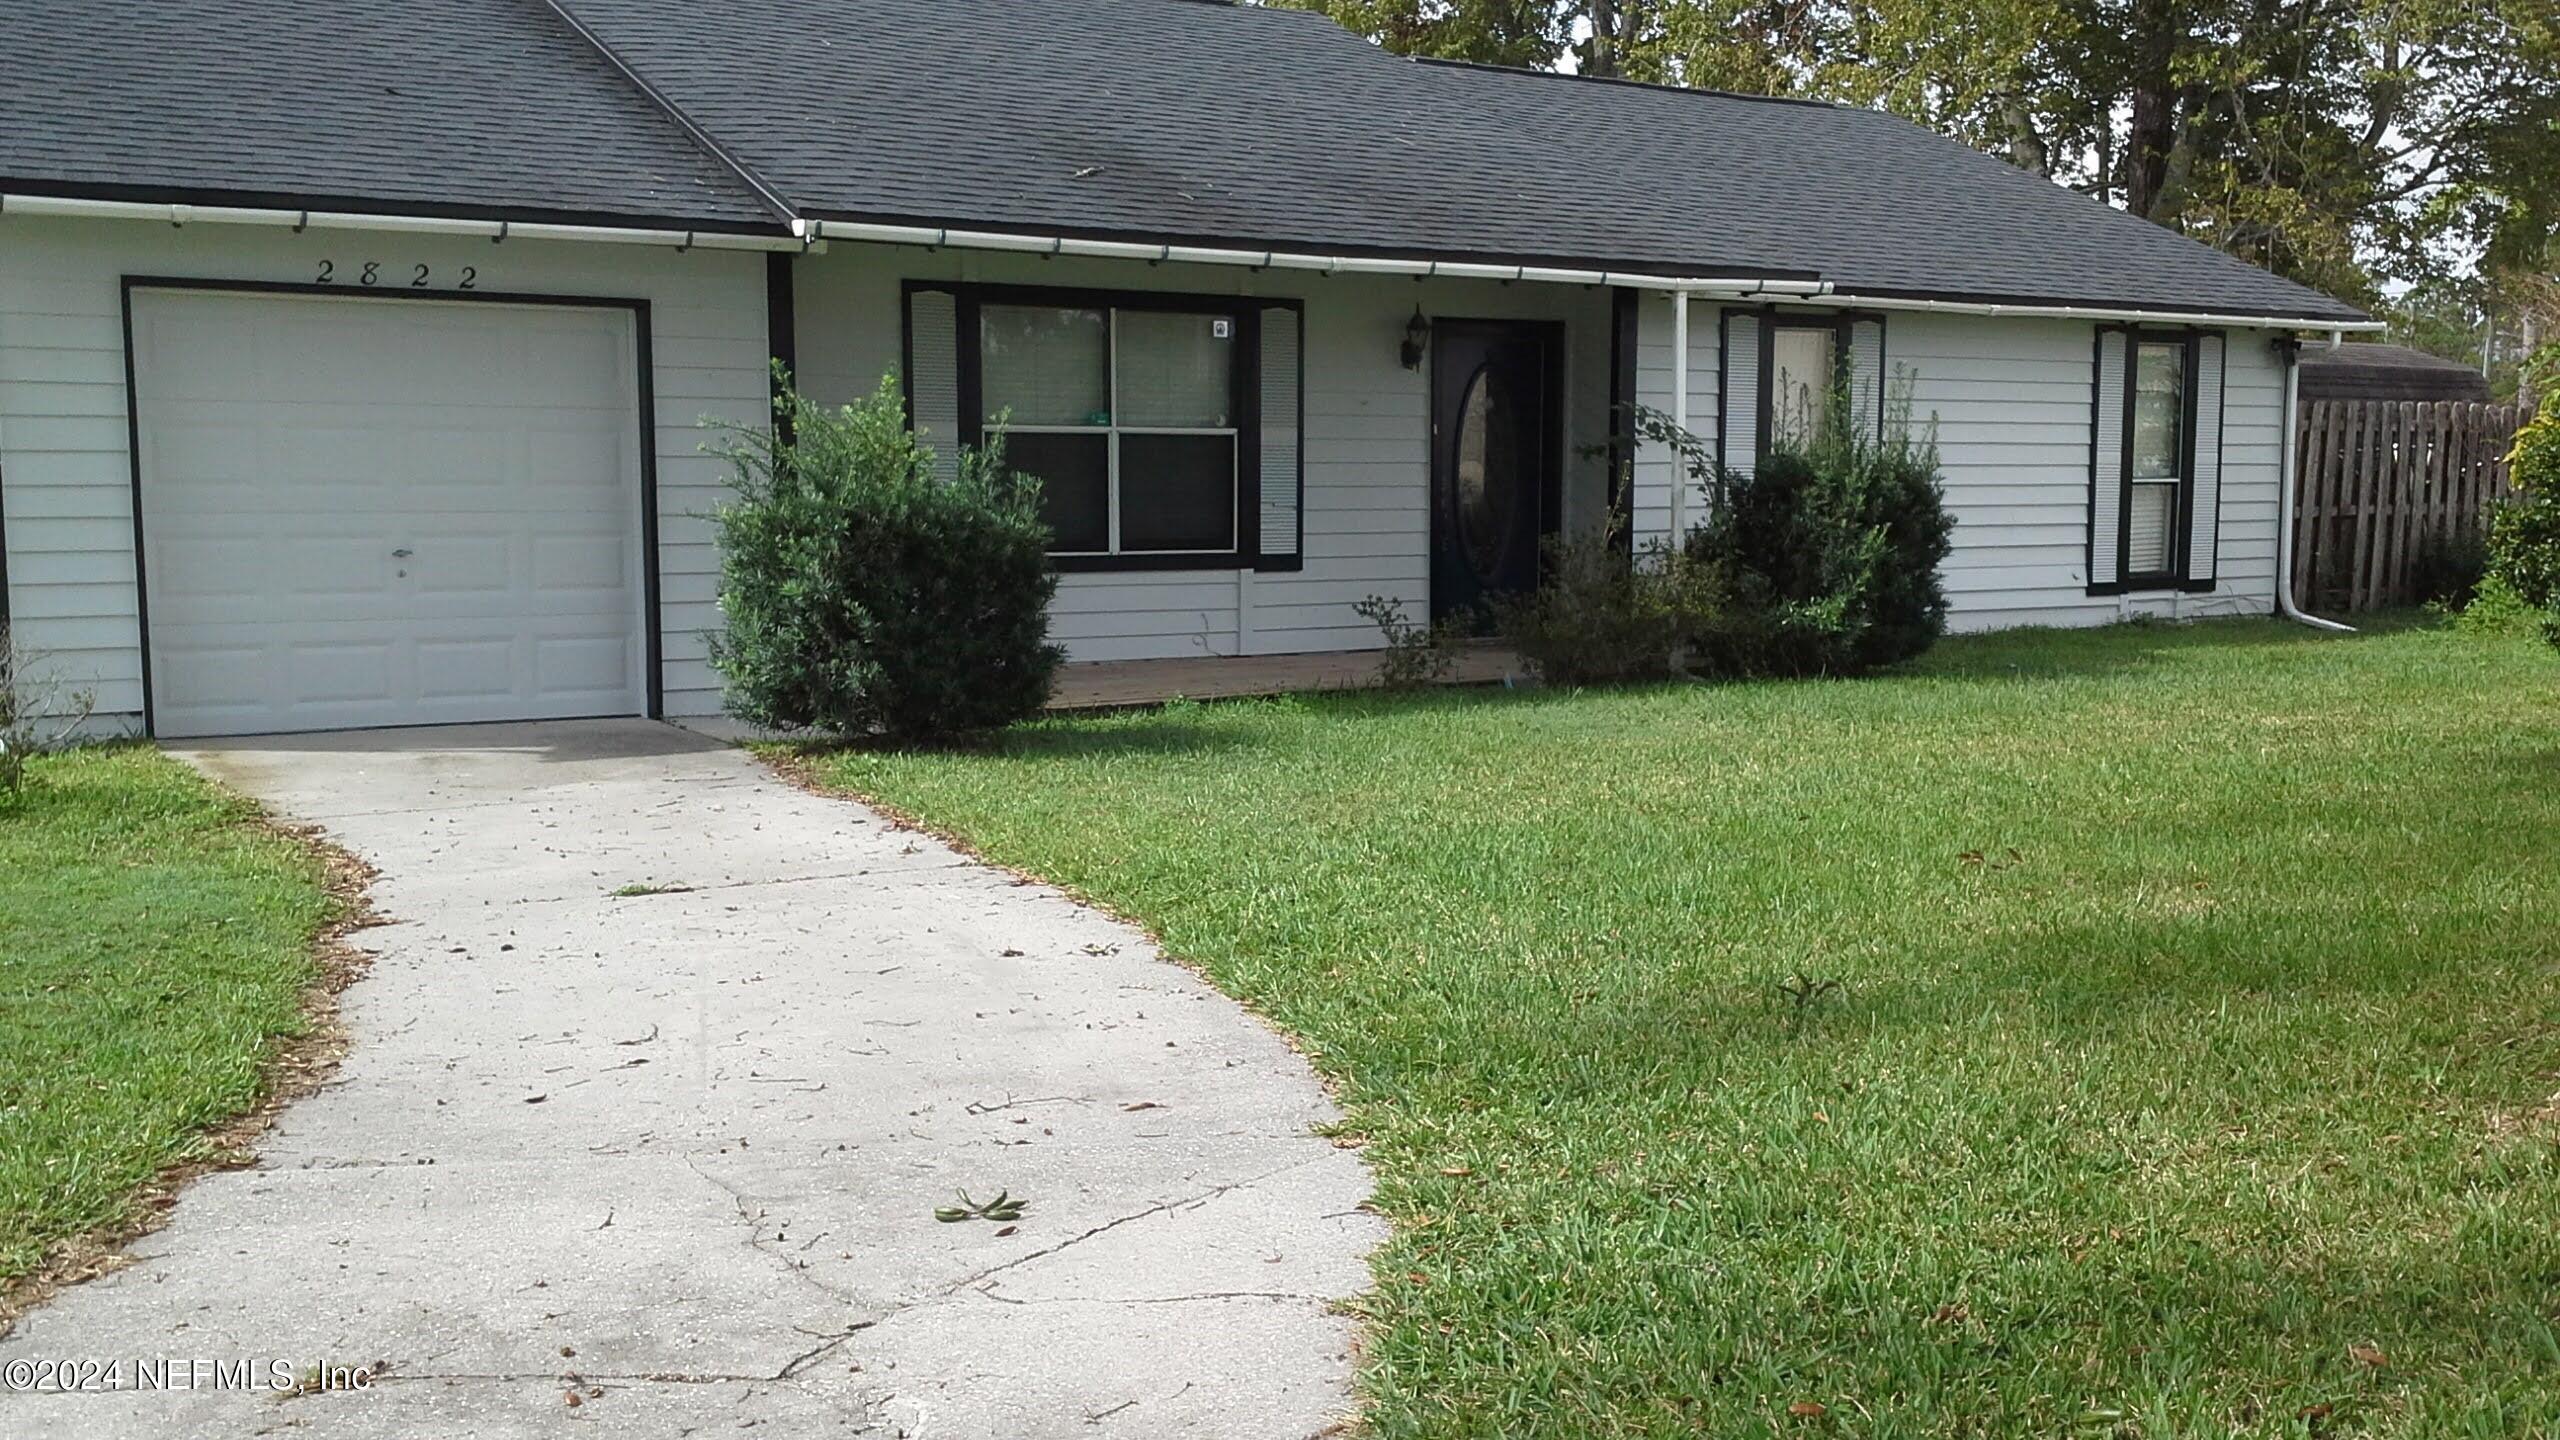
left=1428, top=317, right=1565, bottom=623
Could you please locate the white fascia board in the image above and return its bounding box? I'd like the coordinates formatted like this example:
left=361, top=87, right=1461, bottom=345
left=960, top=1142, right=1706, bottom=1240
left=1816, top=290, right=2382, bottom=334
left=804, top=218, right=1826, bottom=297
left=0, top=193, right=817, bottom=253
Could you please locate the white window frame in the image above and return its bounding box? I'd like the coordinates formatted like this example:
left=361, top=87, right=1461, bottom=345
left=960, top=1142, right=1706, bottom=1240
left=987, top=308, right=1242, bottom=559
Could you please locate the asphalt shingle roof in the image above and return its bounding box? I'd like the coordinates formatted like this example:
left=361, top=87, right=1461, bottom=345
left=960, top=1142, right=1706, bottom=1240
left=0, top=0, right=778, bottom=229
left=0, top=0, right=2369, bottom=323
left=555, top=0, right=2366, bottom=322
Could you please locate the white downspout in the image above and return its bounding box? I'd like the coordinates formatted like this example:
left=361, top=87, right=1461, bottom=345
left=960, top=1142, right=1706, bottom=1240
left=1670, top=290, right=1691, bottom=540
left=2276, top=330, right=2354, bottom=633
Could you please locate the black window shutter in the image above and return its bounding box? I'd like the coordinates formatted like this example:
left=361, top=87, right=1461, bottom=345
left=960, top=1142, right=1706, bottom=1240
left=1255, top=304, right=1303, bottom=571
left=2088, top=326, right=2129, bottom=593
left=904, top=286, right=962, bottom=482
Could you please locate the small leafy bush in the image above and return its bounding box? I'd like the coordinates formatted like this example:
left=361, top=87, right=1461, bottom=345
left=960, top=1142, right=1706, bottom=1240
left=0, top=625, right=96, bottom=802
left=2485, top=391, right=2560, bottom=653
left=1491, top=518, right=1725, bottom=686
left=1683, top=392, right=1955, bottom=677
left=1353, top=596, right=1461, bottom=690
left=2490, top=403, right=2560, bottom=607
left=709, top=375, right=1062, bottom=741
left=2452, top=574, right=2550, bottom=636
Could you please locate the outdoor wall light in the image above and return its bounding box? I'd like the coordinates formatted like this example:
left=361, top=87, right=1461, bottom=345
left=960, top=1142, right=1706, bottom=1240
left=1400, top=306, right=1431, bottom=370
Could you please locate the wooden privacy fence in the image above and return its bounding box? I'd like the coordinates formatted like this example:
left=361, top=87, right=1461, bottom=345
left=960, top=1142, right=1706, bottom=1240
left=2292, top=399, right=2527, bottom=612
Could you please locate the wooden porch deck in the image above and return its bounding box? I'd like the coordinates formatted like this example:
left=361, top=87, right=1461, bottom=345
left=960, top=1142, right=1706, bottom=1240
left=1048, top=644, right=1528, bottom=710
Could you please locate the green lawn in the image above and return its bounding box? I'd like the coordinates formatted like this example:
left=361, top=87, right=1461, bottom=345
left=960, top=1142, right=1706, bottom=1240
left=807, top=619, right=2560, bottom=1439
left=0, top=747, right=332, bottom=1285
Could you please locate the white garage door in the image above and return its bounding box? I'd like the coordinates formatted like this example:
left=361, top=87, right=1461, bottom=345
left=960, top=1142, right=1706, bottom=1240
left=131, top=289, right=649, bottom=738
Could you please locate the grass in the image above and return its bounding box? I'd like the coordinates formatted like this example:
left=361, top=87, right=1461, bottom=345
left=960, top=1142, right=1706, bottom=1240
left=802, top=619, right=2560, bottom=1439
left=0, top=747, right=333, bottom=1287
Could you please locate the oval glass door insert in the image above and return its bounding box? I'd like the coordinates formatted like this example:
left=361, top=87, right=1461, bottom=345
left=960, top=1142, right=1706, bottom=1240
left=1454, top=365, right=1521, bottom=580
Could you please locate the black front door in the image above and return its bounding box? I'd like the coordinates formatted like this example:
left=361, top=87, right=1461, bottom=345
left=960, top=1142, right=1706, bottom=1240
left=1431, top=321, right=1558, bottom=623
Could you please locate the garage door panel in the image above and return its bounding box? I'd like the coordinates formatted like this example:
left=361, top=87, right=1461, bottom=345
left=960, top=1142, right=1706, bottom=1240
left=140, top=416, right=269, bottom=495
left=413, top=638, right=520, bottom=703
left=288, top=642, right=399, bottom=706
left=134, top=289, right=649, bottom=738
left=152, top=644, right=273, bottom=718
left=529, top=632, right=642, bottom=697
left=531, top=533, right=636, bottom=596
left=394, top=422, right=519, bottom=495
left=517, top=329, right=632, bottom=405
left=407, top=531, right=517, bottom=599
left=150, top=535, right=272, bottom=602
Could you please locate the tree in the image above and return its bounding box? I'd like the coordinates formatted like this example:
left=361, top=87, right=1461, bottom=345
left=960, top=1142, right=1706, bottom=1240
left=1268, top=0, right=1575, bottom=67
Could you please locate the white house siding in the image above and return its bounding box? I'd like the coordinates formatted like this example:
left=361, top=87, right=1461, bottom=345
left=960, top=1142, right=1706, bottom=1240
left=792, top=243, right=1613, bottom=662
left=0, top=216, right=769, bottom=729
left=1633, top=303, right=2289, bottom=628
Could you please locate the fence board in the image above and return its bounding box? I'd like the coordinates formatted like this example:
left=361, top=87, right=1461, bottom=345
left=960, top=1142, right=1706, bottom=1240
left=2292, top=397, right=2523, bottom=612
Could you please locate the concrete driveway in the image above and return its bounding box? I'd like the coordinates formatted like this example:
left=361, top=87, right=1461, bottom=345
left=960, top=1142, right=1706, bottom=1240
left=0, top=720, right=1382, bottom=1437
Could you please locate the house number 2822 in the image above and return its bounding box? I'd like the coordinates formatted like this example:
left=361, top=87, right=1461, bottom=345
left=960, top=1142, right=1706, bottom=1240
left=315, top=260, right=478, bottom=290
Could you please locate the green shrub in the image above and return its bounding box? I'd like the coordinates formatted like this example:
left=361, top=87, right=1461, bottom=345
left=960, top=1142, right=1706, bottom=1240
left=2453, top=574, right=2550, bottom=636
left=2484, top=392, right=2560, bottom=654
left=2490, top=398, right=2560, bottom=606
left=709, top=375, right=1062, bottom=741
left=1353, top=595, right=1462, bottom=689
left=1491, top=518, right=1725, bottom=687
left=0, top=624, right=96, bottom=802
left=1682, top=393, right=1955, bottom=677
left=2410, top=525, right=2490, bottom=608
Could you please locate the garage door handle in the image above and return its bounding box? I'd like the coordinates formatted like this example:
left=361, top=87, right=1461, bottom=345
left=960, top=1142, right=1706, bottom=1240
left=391, top=548, right=414, bottom=559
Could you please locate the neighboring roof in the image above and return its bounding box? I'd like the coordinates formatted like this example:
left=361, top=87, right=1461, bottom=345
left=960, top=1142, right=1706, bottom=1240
left=0, top=0, right=2370, bottom=324
left=2298, top=343, right=2494, bottom=402
left=0, top=0, right=778, bottom=231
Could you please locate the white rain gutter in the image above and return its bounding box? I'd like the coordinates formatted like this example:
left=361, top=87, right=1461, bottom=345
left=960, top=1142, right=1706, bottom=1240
left=1818, top=291, right=2385, bottom=335
left=0, top=192, right=817, bottom=253
left=3, top=196, right=2380, bottom=333
left=806, top=219, right=2387, bottom=331
left=2274, top=330, right=2355, bottom=632
left=802, top=218, right=1830, bottom=296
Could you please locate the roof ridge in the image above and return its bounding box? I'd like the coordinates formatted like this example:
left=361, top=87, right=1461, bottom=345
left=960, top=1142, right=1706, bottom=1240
left=1408, top=54, right=1843, bottom=110
left=530, top=0, right=802, bottom=226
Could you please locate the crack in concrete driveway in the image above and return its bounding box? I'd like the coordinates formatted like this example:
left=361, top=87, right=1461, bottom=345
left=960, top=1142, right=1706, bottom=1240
left=0, top=720, right=1384, bottom=1438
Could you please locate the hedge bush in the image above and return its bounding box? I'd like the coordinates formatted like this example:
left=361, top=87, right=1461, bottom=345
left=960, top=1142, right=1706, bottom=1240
left=2485, top=389, right=2560, bottom=653
left=709, top=375, right=1062, bottom=740
left=1490, top=396, right=1952, bottom=687
left=1492, top=521, right=1724, bottom=687
left=1684, top=393, right=1955, bottom=677
left=2491, top=397, right=2560, bottom=604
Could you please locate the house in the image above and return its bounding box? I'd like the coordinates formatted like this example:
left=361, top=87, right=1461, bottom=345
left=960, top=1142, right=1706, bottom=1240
left=0, top=0, right=2377, bottom=739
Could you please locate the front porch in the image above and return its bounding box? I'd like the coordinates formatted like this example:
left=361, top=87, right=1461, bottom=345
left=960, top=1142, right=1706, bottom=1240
left=1049, top=644, right=1527, bottom=709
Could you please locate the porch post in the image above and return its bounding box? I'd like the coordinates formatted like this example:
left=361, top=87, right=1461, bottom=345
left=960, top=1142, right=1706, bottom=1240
left=1670, top=289, right=1690, bottom=539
